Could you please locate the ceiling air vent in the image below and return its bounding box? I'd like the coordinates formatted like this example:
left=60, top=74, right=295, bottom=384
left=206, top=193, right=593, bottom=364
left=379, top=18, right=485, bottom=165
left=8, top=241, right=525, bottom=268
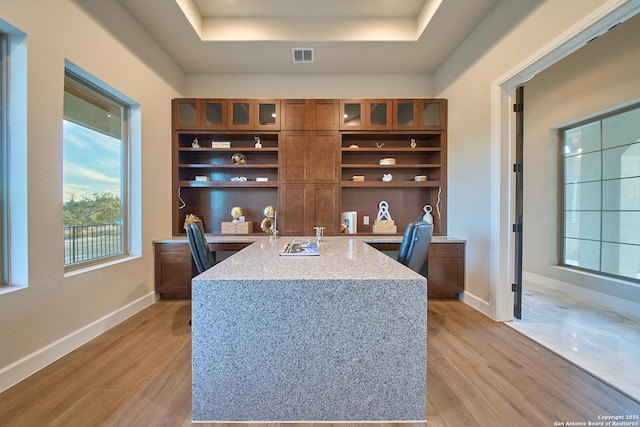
left=292, top=48, right=314, bottom=63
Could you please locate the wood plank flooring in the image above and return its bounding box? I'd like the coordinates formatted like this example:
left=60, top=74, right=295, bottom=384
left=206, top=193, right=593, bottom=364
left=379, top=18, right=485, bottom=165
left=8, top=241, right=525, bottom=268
left=0, top=300, right=638, bottom=426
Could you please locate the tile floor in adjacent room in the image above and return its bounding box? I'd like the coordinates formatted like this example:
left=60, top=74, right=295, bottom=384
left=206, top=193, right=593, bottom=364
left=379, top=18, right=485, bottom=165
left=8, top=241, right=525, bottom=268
left=507, top=284, right=640, bottom=402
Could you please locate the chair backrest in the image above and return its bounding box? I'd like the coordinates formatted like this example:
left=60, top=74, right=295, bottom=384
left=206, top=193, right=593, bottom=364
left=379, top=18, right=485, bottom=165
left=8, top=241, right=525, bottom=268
left=397, top=222, right=417, bottom=265
left=397, top=221, right=434, bottom=273
left=186, top=221, right=216, bottom=274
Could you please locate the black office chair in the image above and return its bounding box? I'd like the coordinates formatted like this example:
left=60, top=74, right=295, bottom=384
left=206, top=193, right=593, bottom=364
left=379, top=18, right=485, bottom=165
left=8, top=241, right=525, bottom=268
left=186, top=220, right=216, bottom=274
left=185, top=219, right=216, bottom=326
left=397, top=221, right=434, bottom=273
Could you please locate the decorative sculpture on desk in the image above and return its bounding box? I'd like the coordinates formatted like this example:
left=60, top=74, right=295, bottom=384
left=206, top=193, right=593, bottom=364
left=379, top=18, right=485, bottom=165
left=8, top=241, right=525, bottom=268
left=261, top=205, right=278, bottom=238
left=373, top=200, right=397, bottom=234
left=422, top=204, right=434, bottom=225
left=231, top=206, right=243, bottom=222
left=184, top=213, right=203, bottom=229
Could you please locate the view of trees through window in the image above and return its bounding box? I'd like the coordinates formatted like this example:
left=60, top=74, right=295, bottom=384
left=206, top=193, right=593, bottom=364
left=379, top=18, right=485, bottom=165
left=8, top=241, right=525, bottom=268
left=63, top=70, right=127, bottom=267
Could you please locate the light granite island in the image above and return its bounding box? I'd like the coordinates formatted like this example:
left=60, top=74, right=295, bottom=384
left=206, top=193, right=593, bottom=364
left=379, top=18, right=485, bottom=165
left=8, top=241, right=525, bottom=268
left=191, top=236, right=427, bottom=422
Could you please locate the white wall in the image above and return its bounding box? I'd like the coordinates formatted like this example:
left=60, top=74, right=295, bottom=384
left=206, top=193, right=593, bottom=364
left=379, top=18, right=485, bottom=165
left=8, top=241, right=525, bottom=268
left=433, top=0, right=624, bottom=315
left=0, top=0, right=184, bottom=391
left=523, top=14, right=640, bottom=304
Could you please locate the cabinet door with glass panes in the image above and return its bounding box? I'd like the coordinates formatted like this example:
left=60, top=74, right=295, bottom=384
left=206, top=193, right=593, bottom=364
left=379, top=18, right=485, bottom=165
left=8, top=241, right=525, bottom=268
left=228, top=99, right=281, bottom=131
left=172, top=99, right=227, bottom=130
left=393, top=99, right=447, bottom=130
left=340, top=99, right=392, bottom=130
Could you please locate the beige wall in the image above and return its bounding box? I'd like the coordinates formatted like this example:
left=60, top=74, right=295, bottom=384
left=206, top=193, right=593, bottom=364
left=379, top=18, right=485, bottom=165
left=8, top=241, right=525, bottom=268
left=185, top=73, right=434, bottom=99
left=0, top=0, right=183, bottom=387
left=522, top=13, right=640, bottom=303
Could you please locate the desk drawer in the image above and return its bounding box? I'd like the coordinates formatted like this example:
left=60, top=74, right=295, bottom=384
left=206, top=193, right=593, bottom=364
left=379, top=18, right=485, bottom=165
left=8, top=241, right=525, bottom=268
left=429, top=242, right=464, bottom=257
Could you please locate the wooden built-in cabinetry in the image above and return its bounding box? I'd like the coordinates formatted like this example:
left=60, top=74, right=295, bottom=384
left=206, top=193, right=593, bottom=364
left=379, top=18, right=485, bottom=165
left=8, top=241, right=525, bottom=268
left=172, top=97, right=448, bottom=237
left=163, top=98, right=462, bottom=299
left=154, top=240, right=464, bottom=299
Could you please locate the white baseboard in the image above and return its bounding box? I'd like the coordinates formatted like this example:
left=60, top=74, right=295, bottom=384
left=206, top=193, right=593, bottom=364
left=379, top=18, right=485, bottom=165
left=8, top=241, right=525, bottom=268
left=523, top=272, right=640, bottom=322
left=0, top=292, right=157, bottom=393
left=459, top=291, right=492, bottom=318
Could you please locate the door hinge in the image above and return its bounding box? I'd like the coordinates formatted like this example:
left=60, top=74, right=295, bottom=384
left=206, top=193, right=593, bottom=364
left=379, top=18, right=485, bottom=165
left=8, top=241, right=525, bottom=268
left=513, top=163, right=523, bottom=172
left=512, top=283, right=518, bottom=292
left=513, top=103, right=523, bottom=113
left=512, top=223, right=522, bottom=232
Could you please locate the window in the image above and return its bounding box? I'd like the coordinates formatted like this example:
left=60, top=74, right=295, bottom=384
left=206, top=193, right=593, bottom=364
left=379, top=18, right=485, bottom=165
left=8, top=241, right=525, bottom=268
left=63, top=69, right=130, bottom=268
left=561, top=103, right=640, bottom=282
left=1, top=32, right=7, bottom=285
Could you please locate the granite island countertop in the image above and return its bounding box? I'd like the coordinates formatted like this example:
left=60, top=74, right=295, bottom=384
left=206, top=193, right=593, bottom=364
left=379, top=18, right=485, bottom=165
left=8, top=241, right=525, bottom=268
left=193, top=236, right=427, bottom=281
left=153, top=234, right=466, bottom=245
left=191, top=234, right=429, bottom=422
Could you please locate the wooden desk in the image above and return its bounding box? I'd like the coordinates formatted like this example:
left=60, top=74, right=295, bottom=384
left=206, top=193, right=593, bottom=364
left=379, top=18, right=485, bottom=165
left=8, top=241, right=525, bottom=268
left=153, top=236, right=465, bottom=299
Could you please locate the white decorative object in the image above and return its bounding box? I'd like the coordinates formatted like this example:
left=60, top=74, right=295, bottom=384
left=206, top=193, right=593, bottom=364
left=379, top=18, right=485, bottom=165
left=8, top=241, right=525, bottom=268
left=382, top=173, right=393, bottom=182
left=212, top=141, right=230, bottom=148
left=373, top=201, right=396, bottom=234
left=422, top=205, right=434, bottom=224
left=341, top=211, right=357, bottom=234
left=376, top=201, right=392, bottom=221
left=379, top=157, right=396, bottom=165
left=195, top=176, right=209, bottom=181
left=192, top=138, right=200, bottom=148
left=254, top=136, right=262, bottom=148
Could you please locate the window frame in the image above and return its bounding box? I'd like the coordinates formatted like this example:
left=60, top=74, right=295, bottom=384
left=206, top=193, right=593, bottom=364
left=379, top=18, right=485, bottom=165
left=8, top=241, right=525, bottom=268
left=559, top=102, right=640, bottom=283
left=1, top=32, right=7, bottom=286
left=63, top=69, right=131, bottom=271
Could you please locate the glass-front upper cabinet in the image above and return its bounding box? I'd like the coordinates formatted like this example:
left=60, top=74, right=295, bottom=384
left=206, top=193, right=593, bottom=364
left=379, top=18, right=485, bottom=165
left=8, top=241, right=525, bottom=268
left=340, top=100, right=364, bottom=130
left=172, top=99, right=198, bottom=129
left=340, top=99, right=392, bottom=130
left=202, top=100, right=227, bottom=129
left=365, top=99, right=392, bottom=130
left=420, top=99, right=446, bottom=129
left=172, top=99, right=228, bottom=130
left=393, top=99, right=447, bottom=130
left=229, top=99, right=280, bottom=130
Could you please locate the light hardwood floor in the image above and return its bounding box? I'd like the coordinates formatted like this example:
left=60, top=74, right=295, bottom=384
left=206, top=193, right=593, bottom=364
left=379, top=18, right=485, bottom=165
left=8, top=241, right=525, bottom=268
left=1, top=300, right=638, bottom=426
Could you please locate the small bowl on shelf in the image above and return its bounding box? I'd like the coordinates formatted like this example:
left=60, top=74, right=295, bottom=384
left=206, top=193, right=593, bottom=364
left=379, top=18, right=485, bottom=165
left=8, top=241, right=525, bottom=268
left=414, top=175, right=427, bottom=182
left=379, top=158, right=396, bottom=165
left=352, top=175, right=365, bottom=182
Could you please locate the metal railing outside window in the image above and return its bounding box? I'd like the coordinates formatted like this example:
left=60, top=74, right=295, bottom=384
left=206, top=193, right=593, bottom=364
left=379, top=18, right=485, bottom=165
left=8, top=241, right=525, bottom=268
left=63, top=223, right=123, bottom=266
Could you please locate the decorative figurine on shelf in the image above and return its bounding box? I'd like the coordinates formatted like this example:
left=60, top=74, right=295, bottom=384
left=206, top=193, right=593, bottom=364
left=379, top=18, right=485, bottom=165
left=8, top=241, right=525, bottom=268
left=373, top=200, right=396, bottom=234
left=231, top=206, right=244, bottom=222
left=261, top=205, right=278, bottom=238
left=382, top=173, right=393, bottom=182
left=191, top=138, right=200, bottom=148
left=254, top=136, right=262, bottom=148
left=410, top=138, right=417, bottom=149
left=231, top=153, right=247, bottom=164
left=375, top=142, right=385, bottom=149
left=183, top=213, right=202, bottom=229
left=422, top=204, right=434, bottom=224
